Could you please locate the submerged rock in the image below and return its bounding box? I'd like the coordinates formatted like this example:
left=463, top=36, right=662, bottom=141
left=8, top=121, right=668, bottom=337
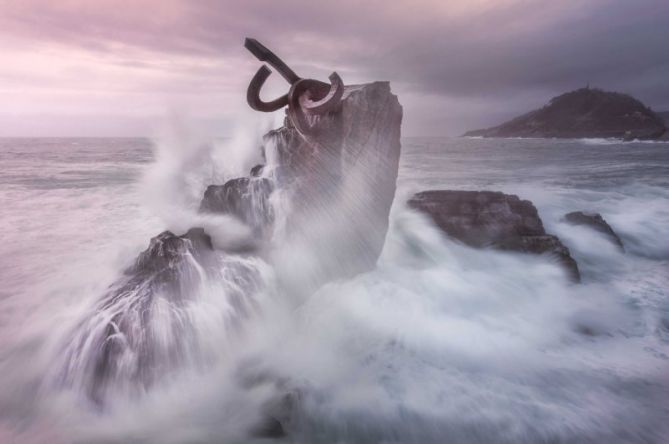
left=200, top=177, right=274, bottom=235
left=408, top=190, right=580, bottom=282
left=564, top=211, right=624, bottom=251
left=464, top=87, right=667, bottom=140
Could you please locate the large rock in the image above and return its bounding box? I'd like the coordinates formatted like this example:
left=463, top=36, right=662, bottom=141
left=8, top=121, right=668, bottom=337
left=464, top=88, right=667, bottom=140
left=128, top=227, right=214, bottom=279
left=200, top=177, right=274, bottom=235
left=408, top=190, right=580, bottom=282
left=564, top=211, right=624, bottom=251
left=54, top=228, right=263, bottom=404
left=263, top=81, right=402, bottom=281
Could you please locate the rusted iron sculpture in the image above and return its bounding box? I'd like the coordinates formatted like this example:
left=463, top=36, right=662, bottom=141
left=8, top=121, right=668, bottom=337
left=244, top=38, right=344, bottom=135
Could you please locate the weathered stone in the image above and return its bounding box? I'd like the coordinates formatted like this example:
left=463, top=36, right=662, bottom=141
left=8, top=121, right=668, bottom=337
left=250, top=164, right=264, bottom=177
left=55, top=228, right=215, bottom=403
left=564, top=211, right=624, bottom=251
left=200, top=178, right=274, bottom=235
left=263, top=81, right=402, bottom=281
left=408, top=190, right=580, bottom=282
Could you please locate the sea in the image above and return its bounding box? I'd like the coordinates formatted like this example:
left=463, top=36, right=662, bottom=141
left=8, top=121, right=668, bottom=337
left=0, top=135, right=668, bottom=443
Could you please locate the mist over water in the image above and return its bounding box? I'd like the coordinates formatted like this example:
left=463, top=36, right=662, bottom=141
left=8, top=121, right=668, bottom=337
left=1, top=135, right=668, bottom=443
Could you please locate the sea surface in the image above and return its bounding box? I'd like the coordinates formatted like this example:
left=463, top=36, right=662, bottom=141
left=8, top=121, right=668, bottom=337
left=1, top=136, right=668, bottom=443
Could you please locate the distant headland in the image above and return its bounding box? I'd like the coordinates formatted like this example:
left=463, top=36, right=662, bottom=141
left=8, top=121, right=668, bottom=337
left=464, top=87, right=668, bottom=141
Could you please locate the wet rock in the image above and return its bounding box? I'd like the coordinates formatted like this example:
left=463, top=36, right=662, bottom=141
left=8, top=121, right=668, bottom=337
left=408, top=190, right=580, bottom=282
left=250, top=164, right=264, bottom=177
left=563, top=211, right=624, bottom=251
left=200, top=177, right=274, bottom=234
left=129, top=227, right=214, bottom=279
left=262, top=81, right=402, bottom=282
left=54, top=228, right=264, bottom=404
left=239, top=366, right=299, bottom=440
left=55, top=228, right=215, bottom=403
left=251, top=391, right=299, bottom=439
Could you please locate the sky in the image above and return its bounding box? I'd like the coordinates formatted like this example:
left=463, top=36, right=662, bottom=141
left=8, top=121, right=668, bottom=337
left=0, top=0, right=668, bottom=137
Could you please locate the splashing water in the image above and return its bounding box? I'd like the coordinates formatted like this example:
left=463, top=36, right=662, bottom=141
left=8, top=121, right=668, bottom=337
left=0, top=135, right=668, bottom=443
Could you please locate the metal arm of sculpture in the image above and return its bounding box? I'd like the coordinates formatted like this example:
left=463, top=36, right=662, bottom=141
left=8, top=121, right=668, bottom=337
left=244, top=37, right=344, bottom=130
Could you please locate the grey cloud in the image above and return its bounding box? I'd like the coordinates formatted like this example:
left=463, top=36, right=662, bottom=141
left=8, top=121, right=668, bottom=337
left=2, top=0, right=668, bottom=135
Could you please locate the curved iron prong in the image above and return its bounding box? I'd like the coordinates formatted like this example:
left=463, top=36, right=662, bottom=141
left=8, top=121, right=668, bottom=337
left=246, top=65, right=290, bottom=112
left=245, top=38, right=300, bottom=85
left=299, top=72, right=344, bottom=116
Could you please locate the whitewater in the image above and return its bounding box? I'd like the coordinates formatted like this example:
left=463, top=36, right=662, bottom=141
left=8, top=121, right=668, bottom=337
left=1, top=134, right=668, bottom=443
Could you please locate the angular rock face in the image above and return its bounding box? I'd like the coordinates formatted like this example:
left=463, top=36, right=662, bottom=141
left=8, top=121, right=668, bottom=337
left=263, top=81, right=402, bottom=281
left=200, top=177, right=274, bottom=235
left=564, top=211, right=624, bottom=251
left=197, top=82, right=401, bottom=283
left=129, top=227, right=214, bottom=280
left=55, top=78, right=403, bottom=407
left=408, top=190, right=580, bottom=282
left=54, top=228, right=262, bottom=404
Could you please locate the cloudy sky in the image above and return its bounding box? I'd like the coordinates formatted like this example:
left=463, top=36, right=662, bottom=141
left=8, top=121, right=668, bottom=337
left=1, top=0, right=668, bottom=136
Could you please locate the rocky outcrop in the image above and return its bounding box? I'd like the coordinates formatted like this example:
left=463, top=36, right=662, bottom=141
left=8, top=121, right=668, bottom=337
left=200, top=82, right=401, bottom=283
left=128, top=228, right=214, bottom=279
left=263, top=81, right=402, bottom=282
left=55, top=228, right=264, bottom=404
left=563, top=211, right=624, bottom=251
left=408, top=190, right=580, bottom=282
left=200, top=178, right=274, bottom=235
left=55, top=228, right=214, bottom=403
left=56, top=78, right=403, bottom=407
left=250, top=164, right=264, bottom=177
left=464, top=88, right=667, bottom=140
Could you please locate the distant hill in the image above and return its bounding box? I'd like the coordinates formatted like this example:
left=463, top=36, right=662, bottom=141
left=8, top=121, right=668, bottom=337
left=464, top=88, right=667, bottom=140
left=659, top=111, right=669, bottom=125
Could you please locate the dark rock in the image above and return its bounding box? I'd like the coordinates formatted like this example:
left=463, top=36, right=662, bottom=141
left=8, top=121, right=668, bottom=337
left=250, top=164, right=264, bottom=177
left=251, top=391, right=298, bottom=439
left=464, top=88, right=667, bottom=140
left=563, top=211, right=624, bottom=251
left=251, top=417, right=285, bottom=439
left=129, top=227, right=213, bottom=278
left=55, top=228, right=264, bottom=404
left=55, top=228, right=215, bottom=403
left=200, top=177, right=274, bottom=234
left=408, top=190, right=580, bottom=282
